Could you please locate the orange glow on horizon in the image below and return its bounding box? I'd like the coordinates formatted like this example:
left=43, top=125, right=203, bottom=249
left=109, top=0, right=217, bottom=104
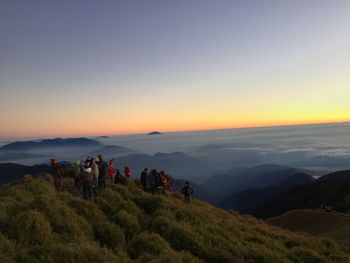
left=4, top=117, right=350, bottom=140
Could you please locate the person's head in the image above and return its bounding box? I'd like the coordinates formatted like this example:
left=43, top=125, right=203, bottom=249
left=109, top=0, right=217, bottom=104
left=144, top=168, right=148, bottom=172
left=97, top=154, right=103, bottom=161
left=185, top=181, right=189, bottom=186
left=160, top=170, right=165, bottom=175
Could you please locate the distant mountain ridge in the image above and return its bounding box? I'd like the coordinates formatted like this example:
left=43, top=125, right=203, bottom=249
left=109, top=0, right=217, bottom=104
left=252, top=170, right=350, bottom=218
left=0, top=163, right=51, bottom=184
left=220, top=172, right=315, bottom=214
left=1, top=137, right=101, bottom=150
left=202, top=164, right=303, bottom=195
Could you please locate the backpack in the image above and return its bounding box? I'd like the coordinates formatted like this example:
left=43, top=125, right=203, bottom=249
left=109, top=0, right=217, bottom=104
left=154, top=174, right=161, bottom=187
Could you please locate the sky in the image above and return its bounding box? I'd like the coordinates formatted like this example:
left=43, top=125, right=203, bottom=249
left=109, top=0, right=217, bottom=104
left=0, top=0, right=350, bottom=139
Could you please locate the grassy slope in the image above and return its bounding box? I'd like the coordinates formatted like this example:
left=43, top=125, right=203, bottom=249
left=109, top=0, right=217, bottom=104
left=268, top=209, right=350, bottom=245
left=0, top=175, right=349, bottom=263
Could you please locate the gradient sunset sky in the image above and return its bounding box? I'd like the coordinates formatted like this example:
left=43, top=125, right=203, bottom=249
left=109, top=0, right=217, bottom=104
left=1, top=0, right=349, bottom=139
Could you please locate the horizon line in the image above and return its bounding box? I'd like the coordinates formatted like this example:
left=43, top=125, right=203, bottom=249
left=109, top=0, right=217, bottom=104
left=1, top=120, right=349, bottom=141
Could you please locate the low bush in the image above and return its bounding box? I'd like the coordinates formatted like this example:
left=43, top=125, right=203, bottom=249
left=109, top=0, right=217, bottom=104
left=113, top=210, right=142, bottom=240
left=94, top=222, right=125, bottom=249
left=11, top=210, right=52, bottom=245
left=128, top=232, right=169, bottom=258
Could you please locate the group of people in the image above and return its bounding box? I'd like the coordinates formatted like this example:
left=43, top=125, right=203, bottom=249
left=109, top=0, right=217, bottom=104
left=73, top=155, right=132, bottom=199
left=50, top=156, right=194, bottom=203
left=140, top=168, right=172, bottom=195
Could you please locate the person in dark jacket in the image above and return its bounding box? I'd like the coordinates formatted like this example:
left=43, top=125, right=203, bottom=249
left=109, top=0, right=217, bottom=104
left=181, top=181, right=193, bottom=203
left=97, top=154, right=108, bottom=190
left=81, top=163, right=93, bottom=200
left=140, top=168, right=148, bottom=191
left=114, top=169, right=123, bottom=184
left=51, top=159, right=63, bottom=191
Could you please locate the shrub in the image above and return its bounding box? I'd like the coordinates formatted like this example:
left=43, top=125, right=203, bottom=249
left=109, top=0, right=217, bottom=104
left=94, top=222, right=125, bottom=249
left=0, top=234, right=15, bottom=260
left=19, top=242, right=131, bottom=263
left=11, top=210, right=52, bottom=245
left=32, top=195, right=93, bottom=242
left=112, top=210, right=142, bottom=240
left=135, top=195, right=165, bottom=215
left=128, top=232, right=169, bottom=259
left=94, top=189, right=123, bottom=217
left=288, top=247, right=327, bottom=263
left=243, top=244, right=289, bottom=263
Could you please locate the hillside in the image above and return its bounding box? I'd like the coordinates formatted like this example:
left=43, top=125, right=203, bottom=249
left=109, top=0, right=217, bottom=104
left=0, top=175, right=349, bottom=262
left=253, top=170, right=350, bottom=219
left=268, top=210, right=350, bottom=245
left=220, top=173, right=315, bottom=214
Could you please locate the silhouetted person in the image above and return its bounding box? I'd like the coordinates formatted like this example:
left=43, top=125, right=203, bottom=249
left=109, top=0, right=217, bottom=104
left=50, top=159, right=62, bottom=191
left=97, top=154, right=108, bottom=189
left=91, top=158, right=99, bottom=197
left=140, top=168, right=148, bottom=191
left=181, top=181, right=193, bottom=203
left=81, top=163, right=92, bottom=200
left=114, top=169, right=123, bottom=184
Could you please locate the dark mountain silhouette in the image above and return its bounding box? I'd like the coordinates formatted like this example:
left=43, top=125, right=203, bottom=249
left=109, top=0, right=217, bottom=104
left=202, top=164, right=303, bottom=195
left=0, top=163, right=51, bottom=184
left=318, top=170, right=350, bottom=182
left=220, top=173, right=315, bottom=214
left=1, top=137, right=101, bottom=151
left=147, top=131, right=162, bottom=135
left=253, top=170, right=350, bottom=219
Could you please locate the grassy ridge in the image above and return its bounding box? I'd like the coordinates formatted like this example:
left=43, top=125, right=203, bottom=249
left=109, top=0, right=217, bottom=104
left=0, top=174, right=349, bottom=262
left=268, top=209, right=350, bottom=245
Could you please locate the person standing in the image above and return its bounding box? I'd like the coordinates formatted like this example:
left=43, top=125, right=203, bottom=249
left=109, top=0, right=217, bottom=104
left=114, top=169, right=123, bottom=184
left=181, top=181, right=193, bottom=203
left=108, top=159, right=116, bottom=185
left=81, top=163, right=93, bottom=200
left=50, top=159, right=63, bottom=191
left=140, top=168, right=148, bottom=191
left=91, top=158, right=99, bottom=197
left=124, top=165, right=132, bottom=178
left=97, top=155, right=108, bottom=190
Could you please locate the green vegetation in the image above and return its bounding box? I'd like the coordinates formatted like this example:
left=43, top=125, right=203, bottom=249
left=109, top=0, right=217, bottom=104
left=268, top=209, right=350, bottom=246
left=0, top=174, right=349, bottom=262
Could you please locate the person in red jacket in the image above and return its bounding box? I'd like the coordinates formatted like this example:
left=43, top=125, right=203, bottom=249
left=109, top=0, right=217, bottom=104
left=124, top=165, right=132, bottom=178
left=108, top=159, right=116, bottom=185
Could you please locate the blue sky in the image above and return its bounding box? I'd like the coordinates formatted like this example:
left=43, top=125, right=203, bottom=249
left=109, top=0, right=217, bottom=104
left=0, top=0, right=349, bottom=138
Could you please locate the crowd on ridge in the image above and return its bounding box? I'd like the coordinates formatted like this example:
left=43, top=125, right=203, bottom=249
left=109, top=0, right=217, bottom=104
left=50, top=155, right=194, bottom=203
